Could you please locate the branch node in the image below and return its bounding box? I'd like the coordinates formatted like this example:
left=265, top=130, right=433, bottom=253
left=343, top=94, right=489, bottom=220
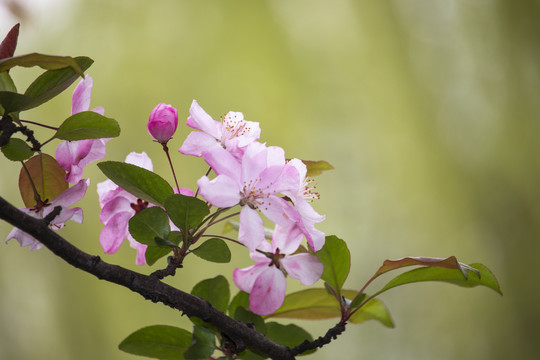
left=43, top=206, right=62, bottom=225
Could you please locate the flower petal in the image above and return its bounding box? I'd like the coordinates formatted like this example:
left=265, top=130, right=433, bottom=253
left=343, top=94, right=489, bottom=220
left=238, top=206, right=265, bottom=251
left=71, top=75, right=93, bottom=114
left=99, top=212, right=131, bottom=254
left=77, top=139, right=109, bottom=169
left=201, top=145, right=241, bottom=179
left=241, top=142, right=268, bottom=182
left=178, top=131, right=218, bottom=157
left=99, top=195, right=133, bottom=223
left=233, top=262, right=269, bottom=293
left=197, top=175, right=241, bottom=208
left=304, top=222, right=325, bottom=252
left=281, top=253, right=323, bottom=286
left=51, top=179, right=89, bottom=208
left=125, top=152, right=153, bottom=171
left=272, top=224, right=304, bottom=255
left=127, top=234, right=148, bottom=265
left=186, top=100, right=222, bottom=138
left=5, top=227, right=43, bottom=250
left=55, top=140, right=93, bottom=171
left=258, top=195, right=298, bottom=227
left=249, top=267, right=287, bottom=316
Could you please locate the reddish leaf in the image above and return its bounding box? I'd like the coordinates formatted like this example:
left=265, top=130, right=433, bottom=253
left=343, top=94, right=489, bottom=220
left=0, top=23, right=20, bottom=60
left=19, top=153, right=68, bottom=208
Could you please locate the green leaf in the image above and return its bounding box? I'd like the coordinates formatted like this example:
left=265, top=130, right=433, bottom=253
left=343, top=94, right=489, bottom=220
left=266, top=288, right=393, bottom=328
left=128, top=207, right=170, bottom=246
left=98, top=161, right=174, bottom=206
left=192, top=238, right=231, bottom=263
left=0, top=90, right=34, bottom=114
left=184, top=325, right=216, bottom=360
left=24, top=56, right=93, bottom=109
left=349, top=293, right=366, bottom=309
left=302, top=159, right=334, bottom=177
left=233, top=307, right=267, bottom=335
left=372, top=256, right=481, bottom=280
left=0, top=71, right=17, bottom=92
left=349, top=298, right=394, bottom=328
left=118, top=325, right=192, bottom=360
left=267, top=288, right=342, bottom=320
left=18, top=153, right=68, bottom=208
left=229, top=291, right=250, bottom=317
left=164, top=194, right=210, bottom=231
left=191, top=275, right=230, bottom=313
left=168, top=231, right=183, bottom=245
left=377, top=263, right=502, bottom=296
left=0, top=53, right=84, bottom=76
left=315, top=235, right=350, bottom=295
left=54, top=111, right=120, bottom=140
left=265, top=322, right=313, bottom=353
left=1, top=138, right=34, bottom=161
left=145, top=246, right=173, bottom=266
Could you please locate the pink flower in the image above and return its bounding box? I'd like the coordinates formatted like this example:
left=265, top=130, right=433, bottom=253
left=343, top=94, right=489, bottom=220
left=283, top=159, right=326, bottom=251
left=197, top=142, right=300, bottom=251
left=5, top=179, right=89, bottom=250
left=233, top=225, right=323, bottom=316
left=97, top=152, right=154, bottom=265
left=179, top=100, right=260, bottom=160
left=55, top=75, right=109, bottom=183
left=147, top=103, right=178, bottom=144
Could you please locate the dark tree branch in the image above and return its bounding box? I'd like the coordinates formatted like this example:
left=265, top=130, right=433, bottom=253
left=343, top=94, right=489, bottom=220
left=0, top=196, right=349, bottom=359
left=0, top=196, right=295, bottom=360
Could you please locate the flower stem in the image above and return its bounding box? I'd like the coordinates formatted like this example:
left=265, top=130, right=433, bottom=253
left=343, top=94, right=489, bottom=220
left=19, top=119, right=59, bottom=131
left=161, top=143, right=180, bottom=191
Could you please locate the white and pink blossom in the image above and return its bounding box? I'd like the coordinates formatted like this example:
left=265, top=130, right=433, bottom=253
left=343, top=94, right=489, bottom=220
left=55, top=75, right=109, bottom=184
left=233, top=225, right=323, bottom=316
left=5, top=179, right=89, bottom=250
left=179, top=100, right=260, bottom=160
left=97, top=152, right=154, bottom=265
left=197, top=142, right=300, bottom=251
left=283, top=159, right=326, bottom=251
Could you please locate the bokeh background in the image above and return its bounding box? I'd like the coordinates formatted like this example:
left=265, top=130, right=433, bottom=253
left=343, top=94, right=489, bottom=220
left=1, top=0, right=539, bottom=359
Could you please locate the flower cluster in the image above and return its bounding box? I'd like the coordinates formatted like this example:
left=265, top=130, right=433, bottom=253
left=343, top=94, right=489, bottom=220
left=6, top=85, right=326, bottom=316
left=182, top=100, right=325, bottom=315
left=6, top=76, right=106, bottom=250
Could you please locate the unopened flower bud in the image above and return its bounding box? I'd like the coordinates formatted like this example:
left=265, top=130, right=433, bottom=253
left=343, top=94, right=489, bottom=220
left=147, top=103, right=178, bottom=144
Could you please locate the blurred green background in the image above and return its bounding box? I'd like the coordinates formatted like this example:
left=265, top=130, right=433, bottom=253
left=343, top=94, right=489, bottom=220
left=1, top=0, right=539, bottom=359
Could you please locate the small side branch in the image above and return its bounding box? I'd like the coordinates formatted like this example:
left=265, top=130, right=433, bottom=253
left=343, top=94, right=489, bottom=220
left=291, top=322, right=347, bottom=356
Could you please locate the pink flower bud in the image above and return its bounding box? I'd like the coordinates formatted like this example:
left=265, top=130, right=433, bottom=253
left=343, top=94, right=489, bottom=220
left=147, top=103, right=178, bottom=144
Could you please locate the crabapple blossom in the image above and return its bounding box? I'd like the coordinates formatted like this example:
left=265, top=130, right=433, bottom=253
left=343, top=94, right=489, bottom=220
left=55, top=75, right=109, bottom=183
left=283, top=158, right=326, bottom=251
left=5, top=179, right=89, bottom=250
left=233, top=224, right=324, bottom=315
left=147, top=103, right=178, bottom=144
left=197, top=142, right=300, bottom=251
left=97, top=152, right=154, bottom=265
left=179, top=100, right=260, bottom=160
